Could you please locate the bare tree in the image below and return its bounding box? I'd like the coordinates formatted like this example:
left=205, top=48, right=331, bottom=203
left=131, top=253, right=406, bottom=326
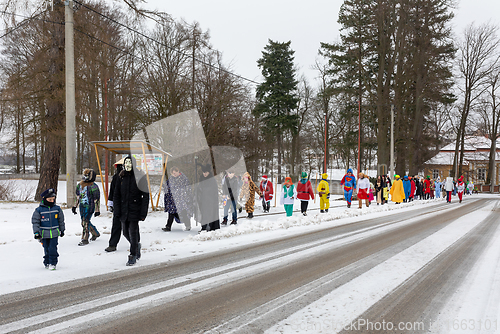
left=475, top=67, right=500, bottom=187
left=453, top=22, right=500, bottom=178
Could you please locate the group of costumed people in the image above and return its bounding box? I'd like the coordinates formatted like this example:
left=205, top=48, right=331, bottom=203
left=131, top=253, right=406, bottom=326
left=32, top=155, right=150, bottom=269
left=339, top=170, right=471, bottom=207
left=31, top=155, right=474, bottom=270
left=395, top=174, right=468, bottom=204
left=340, top=169, right=377, bottom=209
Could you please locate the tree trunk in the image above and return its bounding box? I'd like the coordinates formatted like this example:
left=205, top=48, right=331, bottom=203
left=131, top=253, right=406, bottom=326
left=35, top=7, right=65, bottom=201
left=488, top=136, right=497, bottom=190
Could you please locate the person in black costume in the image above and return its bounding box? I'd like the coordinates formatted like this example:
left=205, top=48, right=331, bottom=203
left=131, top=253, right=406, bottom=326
left=113, top=156, right=149, bottom=266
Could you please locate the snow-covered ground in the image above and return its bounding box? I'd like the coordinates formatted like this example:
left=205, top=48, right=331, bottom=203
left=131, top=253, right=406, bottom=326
left=1, top=179, right=499, bottom=333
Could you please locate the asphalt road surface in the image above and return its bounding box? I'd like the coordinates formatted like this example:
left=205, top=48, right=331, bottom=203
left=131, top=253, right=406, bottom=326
left=1, top=198, right=498, bottom=334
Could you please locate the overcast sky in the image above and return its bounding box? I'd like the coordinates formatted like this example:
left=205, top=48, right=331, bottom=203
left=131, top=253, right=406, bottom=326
left=144, top=0, right=499, bottom=86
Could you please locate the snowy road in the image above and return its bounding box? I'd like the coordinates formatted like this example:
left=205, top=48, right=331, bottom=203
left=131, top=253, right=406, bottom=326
left=1, top=197, right=499, bottom=333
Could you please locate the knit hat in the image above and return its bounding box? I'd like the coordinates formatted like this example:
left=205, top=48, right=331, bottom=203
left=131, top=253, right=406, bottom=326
left=284, top=177, right=293, bottom=186
left=40, top=188, right=56, bottom=207
left=395, top=174, right=400, bottom=179
left=41, top=188, right=56, bottom=199
left=301, top=172, right=307, bottom=178
left=201, top=164, right=212, bottom=173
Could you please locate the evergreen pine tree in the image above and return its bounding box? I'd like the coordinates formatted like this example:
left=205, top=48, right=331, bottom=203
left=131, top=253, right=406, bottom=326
left=254, top=40, right=299, bottom=181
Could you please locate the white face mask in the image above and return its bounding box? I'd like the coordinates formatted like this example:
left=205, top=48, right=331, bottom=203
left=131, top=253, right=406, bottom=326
left=124, top=159, right=132, bottom=172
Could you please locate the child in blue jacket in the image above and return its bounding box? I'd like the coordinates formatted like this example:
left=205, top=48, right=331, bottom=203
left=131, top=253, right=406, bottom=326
left=32, top=188, right=65, bottom=270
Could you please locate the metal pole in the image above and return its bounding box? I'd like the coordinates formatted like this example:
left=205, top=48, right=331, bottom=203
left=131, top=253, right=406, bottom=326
left=357, top=101, right=361, bottom=175
left=324, top=112, right=327, bottom=173
left=390, top=104, right=394, bottom=178
left=104, top=79, right=109, bottom=197
left=65, top=0, right=76, bottom=208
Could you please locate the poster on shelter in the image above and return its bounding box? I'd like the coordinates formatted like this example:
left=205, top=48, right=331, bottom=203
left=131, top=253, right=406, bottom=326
left=129, top=154, right=164, bottom=175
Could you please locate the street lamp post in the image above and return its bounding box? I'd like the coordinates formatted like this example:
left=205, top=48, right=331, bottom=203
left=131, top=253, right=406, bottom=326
left=324, top=111, right=327, bottom=173
left=357, top=101, right=361, bottom=175
left=390, top=104, right=394, bottom=178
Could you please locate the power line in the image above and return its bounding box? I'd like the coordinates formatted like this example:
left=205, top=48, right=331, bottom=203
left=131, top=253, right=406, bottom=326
left=0, top=7, right=246, bottom=89
left=0, top=2, right=261, bottom=88
left=0, top=9, right=57, bottom=39
left=72, top=0, right=260, bottom=85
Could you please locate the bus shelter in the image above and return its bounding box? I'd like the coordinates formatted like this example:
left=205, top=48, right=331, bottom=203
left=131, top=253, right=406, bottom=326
left=91, top=140, right=172, bottom=211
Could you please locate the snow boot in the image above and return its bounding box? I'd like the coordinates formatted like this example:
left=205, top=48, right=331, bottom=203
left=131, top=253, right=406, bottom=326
left=325, top=209, right=328, bottom=212
left=302, top=212, right=307, bottom=216
left=137, top=243, right=141, bottom=260
left=247, top=212, right=254, bottom=219
left=91, top=233, right=100, bottom=241
left=320, top=210, right=325, bottom=213
left=162, top=226, right=171, bottom=232
left=105, top=246, right=117, bottom=252
left=230, top=219, right=237, bottom=225
left=221, top=218, right=228, bottom=225
left=78, top=240, right=89, bottom=246
left=126, top=255, right=137, bottom=266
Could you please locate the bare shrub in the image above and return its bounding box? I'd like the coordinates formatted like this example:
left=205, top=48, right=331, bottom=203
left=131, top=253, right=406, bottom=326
left=0, top=180, right=37, bottom=201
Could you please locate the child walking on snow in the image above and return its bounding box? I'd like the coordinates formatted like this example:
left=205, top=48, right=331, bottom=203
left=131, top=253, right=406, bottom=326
left=72, top=169, right=101, bottom=246
left=32, top=188, right=65, bottom=270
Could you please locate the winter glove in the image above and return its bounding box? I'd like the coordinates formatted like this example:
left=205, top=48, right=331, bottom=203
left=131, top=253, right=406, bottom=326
left=60, top=231, right=64, bottom=237
left=72, top=207, right=77, bottom=215
left=34, top=232, right=41, bottom=240
left=94, top=211, right=100, bottom=217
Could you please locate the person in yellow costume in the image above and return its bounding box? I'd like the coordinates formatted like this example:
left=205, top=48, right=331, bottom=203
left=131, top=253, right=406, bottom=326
left=317, top=173, right=330, bottom=213
left=389, top=174, right=405, bottom=204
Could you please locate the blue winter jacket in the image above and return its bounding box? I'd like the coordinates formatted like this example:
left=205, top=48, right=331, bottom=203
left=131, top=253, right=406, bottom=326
left=402, top=176, right=411, bottom=198
left=32, top=203, right=65, bottom=239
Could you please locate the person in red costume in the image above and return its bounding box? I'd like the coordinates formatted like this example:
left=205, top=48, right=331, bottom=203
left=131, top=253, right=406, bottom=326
left=423, top=176, right=431, bottom=200
left=259, top=175, right=274, bottom=213
left=456, top=176, right=465, bottom=203
left=297, top=172, right=315, bottom=216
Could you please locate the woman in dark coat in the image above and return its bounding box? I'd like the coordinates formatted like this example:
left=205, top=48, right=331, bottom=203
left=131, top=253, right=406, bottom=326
left=195, top=164, right=221, bottom=232
left=414, top=176, right=422, bottom=200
